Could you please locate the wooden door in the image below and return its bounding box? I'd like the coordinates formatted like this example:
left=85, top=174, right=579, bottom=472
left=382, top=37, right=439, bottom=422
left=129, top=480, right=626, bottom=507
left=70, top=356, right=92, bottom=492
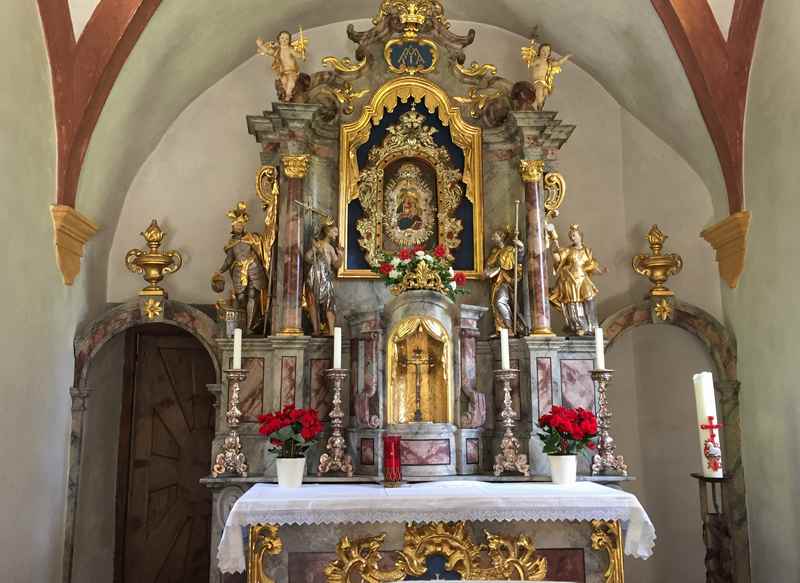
left=116, top=328, right=216, bottom=583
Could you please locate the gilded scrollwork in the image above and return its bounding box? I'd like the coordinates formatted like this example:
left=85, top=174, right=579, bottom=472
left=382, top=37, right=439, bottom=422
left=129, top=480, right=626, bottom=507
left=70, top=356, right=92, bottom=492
left=322, top=55, right=368, bottom=74
left=454, top=60, right=498, bottom=79
left=543, top=171, right=566, bottom=219
left=453, top=87, right=504, bottom=119
left=591, top=519, right=625, bottom=583
left=248, top=524, right=283, bottom=583
left=324, top=521, right=547, bottom=582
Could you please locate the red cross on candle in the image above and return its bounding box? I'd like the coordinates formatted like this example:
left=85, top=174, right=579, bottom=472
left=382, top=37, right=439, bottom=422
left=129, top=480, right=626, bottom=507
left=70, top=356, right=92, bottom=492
left=700, top=415, right=722, bottom=442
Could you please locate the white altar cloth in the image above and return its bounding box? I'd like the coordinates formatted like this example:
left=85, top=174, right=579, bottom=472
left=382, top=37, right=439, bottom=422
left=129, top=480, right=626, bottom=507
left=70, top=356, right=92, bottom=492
left=218, top=481, right=656, bottom=573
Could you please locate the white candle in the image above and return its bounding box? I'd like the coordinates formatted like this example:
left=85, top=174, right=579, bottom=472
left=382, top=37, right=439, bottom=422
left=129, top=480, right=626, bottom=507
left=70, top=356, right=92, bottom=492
left=500, top=328, right=511, bottom=370
left=333, top=327, right=342, bottom=369
left=595, top=327, right=605, bottom=370
left=233, top=328, right=242, bottom=369
left=693, top=371, right=723, bottom=478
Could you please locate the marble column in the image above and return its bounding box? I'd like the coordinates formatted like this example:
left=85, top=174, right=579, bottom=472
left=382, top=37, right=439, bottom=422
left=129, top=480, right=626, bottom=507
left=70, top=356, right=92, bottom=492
left=510, top=111, right=576, bottom=337
left=716, top=379, right=750, bottom=583
left=458, top=304, right=488, bottom=427
left=520, top=160, right=553, bottom=336
left=277, top=154, right=310, bottom=335
left=346, top=310, right=385, bottom=429
left=64, top=386, right=93, bottom=583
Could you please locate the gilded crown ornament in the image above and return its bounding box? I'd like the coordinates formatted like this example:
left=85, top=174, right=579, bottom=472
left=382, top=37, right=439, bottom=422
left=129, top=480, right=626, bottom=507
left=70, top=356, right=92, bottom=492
left=392, top=260, right=446, bottom=295
left=373, top=0, right=448, bottom=38
left=125, top=219, right=182, bottom=298
left=632, top=225, right=683, bottom=297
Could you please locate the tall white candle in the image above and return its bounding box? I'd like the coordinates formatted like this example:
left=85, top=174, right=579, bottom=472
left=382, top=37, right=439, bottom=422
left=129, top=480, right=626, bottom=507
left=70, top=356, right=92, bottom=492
left=500, top=328, right=511, bottom=370
left=693, top=371, right=723, bottom=478
left=594, top=327, right=605, bottom=370
left=233, top=328, right=242, bottom=369
left=333, top=327, right=342, bottom=369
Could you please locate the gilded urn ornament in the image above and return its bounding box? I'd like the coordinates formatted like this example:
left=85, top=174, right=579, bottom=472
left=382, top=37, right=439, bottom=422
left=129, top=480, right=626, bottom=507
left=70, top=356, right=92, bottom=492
left=632, top=225, right=683, bottom=297
left=125, top=219, right=183, bottom=297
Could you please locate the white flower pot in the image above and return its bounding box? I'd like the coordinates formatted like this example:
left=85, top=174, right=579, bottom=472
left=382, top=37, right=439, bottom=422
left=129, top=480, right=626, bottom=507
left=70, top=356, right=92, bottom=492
left=276, top=457, right=306, bottom=488
left=548, top=455, right=577, bottom=485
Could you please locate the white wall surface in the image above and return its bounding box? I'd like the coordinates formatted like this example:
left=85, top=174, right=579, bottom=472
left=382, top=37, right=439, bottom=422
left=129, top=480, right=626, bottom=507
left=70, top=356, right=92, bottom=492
left=735, top=1, right=800, bottom=579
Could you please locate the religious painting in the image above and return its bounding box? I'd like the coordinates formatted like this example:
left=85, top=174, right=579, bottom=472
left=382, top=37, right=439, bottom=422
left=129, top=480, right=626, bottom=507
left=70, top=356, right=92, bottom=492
left=339, top=76, right=483, bottom=278
left=383, top=160, right=437, bottom=250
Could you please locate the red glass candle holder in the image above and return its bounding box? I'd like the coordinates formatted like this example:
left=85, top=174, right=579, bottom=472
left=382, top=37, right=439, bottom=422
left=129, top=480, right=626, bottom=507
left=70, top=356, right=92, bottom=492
left=383, top=434, right=402, bottom=486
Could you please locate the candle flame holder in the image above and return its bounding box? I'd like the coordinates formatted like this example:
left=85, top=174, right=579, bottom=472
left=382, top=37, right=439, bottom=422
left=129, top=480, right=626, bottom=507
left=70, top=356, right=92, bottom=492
left=318, top=368, right=353, bottom=476
left=211, top=368, right=249, bottom=477
left=493, top=368, right=529, bottom=476
left=590, top=369, right=628, bottom=476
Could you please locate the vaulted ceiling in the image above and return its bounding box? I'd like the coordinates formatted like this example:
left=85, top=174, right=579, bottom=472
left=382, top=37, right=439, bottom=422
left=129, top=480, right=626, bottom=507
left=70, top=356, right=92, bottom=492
left=39, top=0, right=763, bottom=236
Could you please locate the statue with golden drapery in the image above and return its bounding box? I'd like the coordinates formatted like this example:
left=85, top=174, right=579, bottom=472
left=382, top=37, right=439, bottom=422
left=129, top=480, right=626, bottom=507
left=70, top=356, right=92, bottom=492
left=546, top=223, right=607, bottom=336
left=302, top=211, right=344, bottom=337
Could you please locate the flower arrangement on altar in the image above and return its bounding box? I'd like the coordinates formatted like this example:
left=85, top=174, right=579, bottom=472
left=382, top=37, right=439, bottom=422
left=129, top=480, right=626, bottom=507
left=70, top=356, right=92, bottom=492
left=258, top=404, right=324, bottom=459
left=372, top=243, right=467, bottom=300
left=538, top=405, right=598, bottom=456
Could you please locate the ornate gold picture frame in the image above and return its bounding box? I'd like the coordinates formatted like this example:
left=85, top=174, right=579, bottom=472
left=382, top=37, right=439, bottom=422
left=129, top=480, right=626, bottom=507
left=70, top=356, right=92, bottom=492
left=338, top=76, right=484, bottom=278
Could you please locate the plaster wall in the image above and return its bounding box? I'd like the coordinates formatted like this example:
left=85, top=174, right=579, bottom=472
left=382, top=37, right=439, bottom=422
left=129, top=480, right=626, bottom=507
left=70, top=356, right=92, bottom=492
left=103, top=20, right=722, bottom=583
left=71, top=333, right=125, bottom=583
left=0, top=3, right=104, bottom=582
left=68, top=0, right=101, bottom=38
left=735, top=1, right=800, bottom=579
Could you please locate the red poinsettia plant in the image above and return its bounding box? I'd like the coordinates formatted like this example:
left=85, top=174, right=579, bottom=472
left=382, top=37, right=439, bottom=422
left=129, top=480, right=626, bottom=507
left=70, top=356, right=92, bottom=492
left=372, top=243, right=467, bottom=300
left=258, top=404, right=324, bottom=459
left=538, top=405, right=598, bottom=456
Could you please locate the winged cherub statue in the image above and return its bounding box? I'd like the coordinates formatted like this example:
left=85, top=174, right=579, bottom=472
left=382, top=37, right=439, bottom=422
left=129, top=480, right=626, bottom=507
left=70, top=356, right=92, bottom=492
left=256, top=28, right=308, bottom=102
left=521, top=39, right=571, bottom=111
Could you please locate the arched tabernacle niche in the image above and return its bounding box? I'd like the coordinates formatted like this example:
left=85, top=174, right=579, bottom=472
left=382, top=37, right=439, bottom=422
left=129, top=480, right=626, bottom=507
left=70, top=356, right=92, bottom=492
left=601, top=298, right=750, bottom=581
left=65, top=300, right=220, bottom=583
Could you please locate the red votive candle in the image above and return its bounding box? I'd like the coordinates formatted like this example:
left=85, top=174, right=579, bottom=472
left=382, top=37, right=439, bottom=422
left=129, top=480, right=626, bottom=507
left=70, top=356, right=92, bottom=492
left=383, top=434, right=402, bottom=485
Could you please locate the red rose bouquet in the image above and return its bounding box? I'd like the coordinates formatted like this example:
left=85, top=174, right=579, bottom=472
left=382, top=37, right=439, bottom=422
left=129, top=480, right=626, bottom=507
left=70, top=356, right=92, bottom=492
left=371, top=244, right=467, bottom=300
left=538, top=405, right=598, bottom=455
left=258, top=404, right=324, bottom=458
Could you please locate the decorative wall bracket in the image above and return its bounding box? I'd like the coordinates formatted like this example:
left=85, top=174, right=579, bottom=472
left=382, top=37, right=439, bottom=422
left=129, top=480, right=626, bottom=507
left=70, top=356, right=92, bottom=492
left=700, top=211, right=750, bottom=289
left=50, top=204, right=99, bottom=286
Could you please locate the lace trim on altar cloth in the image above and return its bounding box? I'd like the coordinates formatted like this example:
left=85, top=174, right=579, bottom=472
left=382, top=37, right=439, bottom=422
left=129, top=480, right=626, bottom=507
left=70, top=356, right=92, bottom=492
left=217, top=482, right=656, bottom=573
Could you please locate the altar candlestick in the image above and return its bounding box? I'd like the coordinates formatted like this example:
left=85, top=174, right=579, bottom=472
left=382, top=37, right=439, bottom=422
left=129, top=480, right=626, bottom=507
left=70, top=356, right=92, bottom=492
left=693, top=372, right=723, bottom=478
left=500, top=328, right=511, bottom=370
left=333, top=327, right=342, bottom=369
left=594, top=327, right=605, bottom=370
left=233, top=328, right=242, bottom=369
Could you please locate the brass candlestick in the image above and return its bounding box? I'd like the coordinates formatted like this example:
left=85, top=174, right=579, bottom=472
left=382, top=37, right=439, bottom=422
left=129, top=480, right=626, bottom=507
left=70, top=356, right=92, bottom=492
left=211, top=368, right=249, bottom=477
left=493, top=368, right=529, bottom=476
left=590, top=369, right=628, bottom=476
left=318, top=368, right=353, bottom=476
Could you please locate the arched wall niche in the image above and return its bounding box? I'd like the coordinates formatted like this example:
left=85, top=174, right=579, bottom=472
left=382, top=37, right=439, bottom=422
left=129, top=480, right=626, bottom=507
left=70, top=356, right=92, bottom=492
left=601, top=298, right=749, bottom=582
left=65, top=300, right=221, bottom=583
left=74, top=299, right=221, bottom=387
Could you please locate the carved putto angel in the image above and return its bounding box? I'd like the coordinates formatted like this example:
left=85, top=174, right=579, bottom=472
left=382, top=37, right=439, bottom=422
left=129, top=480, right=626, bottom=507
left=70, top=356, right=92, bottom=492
left=521, top=39, right=571, bottom=111
left=256, top=28, right=308, bottom=102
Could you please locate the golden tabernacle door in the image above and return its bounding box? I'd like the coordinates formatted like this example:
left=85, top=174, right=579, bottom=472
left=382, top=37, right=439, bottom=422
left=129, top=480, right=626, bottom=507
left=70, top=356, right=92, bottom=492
left=386, top=317, right=453, bottom=424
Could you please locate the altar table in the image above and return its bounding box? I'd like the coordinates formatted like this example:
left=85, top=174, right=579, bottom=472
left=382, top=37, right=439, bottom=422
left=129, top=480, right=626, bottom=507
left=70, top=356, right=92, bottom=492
left=218, top=481, right=655, bottom=582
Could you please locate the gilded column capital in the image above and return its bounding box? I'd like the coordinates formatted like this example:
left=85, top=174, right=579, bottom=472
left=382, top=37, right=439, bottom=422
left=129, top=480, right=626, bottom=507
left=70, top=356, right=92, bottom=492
left=519, top=159, right=545, bottom=183
left=281, top=154, right=311, bottom=178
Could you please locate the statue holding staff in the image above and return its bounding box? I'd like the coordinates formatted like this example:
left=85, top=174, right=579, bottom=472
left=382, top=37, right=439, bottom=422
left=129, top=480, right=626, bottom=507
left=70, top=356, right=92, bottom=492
left=485, top=222, right=527, bottom=336
left=297, top=201, right=344, bottom=336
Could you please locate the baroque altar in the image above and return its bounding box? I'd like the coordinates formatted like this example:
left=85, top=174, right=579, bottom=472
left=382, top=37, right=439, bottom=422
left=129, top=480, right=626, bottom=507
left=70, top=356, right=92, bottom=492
left=203, top=2, right=641, bottom=582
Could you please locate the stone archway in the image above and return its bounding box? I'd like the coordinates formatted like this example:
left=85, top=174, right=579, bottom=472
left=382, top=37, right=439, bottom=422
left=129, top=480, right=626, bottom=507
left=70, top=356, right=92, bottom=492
left=64, top=300, right=221, bottom=583
left=601, top=298, right=749, bottom=583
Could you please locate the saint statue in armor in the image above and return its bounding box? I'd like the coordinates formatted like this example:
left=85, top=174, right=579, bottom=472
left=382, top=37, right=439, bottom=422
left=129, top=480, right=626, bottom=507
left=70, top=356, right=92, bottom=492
left=485, top=227, right=527, bottom=335
left=212, top=202, right=270, bottom=334
left=303, top=217, right=344, bottom=336
left=546, top=223, right=607, bottom=336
